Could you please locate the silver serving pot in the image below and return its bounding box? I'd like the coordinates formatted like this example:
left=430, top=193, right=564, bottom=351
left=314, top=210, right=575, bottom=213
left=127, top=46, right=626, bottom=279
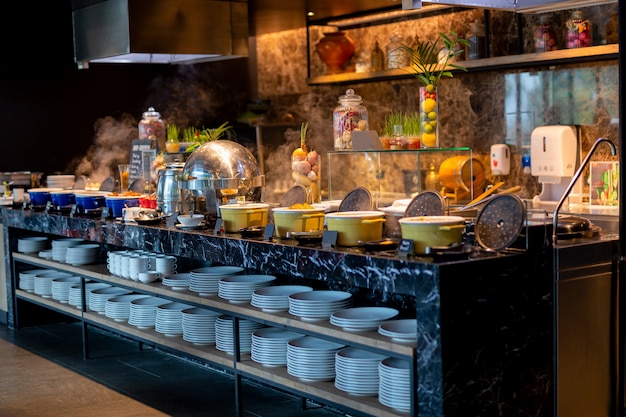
left=156, top=162, right=185, bottom=214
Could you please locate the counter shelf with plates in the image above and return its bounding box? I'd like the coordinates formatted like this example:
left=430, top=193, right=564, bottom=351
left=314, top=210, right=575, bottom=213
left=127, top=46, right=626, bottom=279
left=10, top=250, right=417, bottom=417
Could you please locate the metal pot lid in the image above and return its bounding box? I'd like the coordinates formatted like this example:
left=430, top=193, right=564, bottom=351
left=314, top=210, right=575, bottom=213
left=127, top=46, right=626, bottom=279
left=555, top=215, right=592, bottom=234
left=338, top=187, right=373, bottom=212
left=404, top=190, right=445, bottom=217
left=475, top=194, right=525, bottom=251
left=280, top=185, right=308, bottom=207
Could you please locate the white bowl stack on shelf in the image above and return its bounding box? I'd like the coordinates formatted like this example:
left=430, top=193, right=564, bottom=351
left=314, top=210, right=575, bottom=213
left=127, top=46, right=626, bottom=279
left=17, top=237, right=48, bottom=254
left=18, top=269, right=52, bottom=292
left=33, top=271, right=75, bottom=298
left=288, top=290, right=353, bottom=322
left=377, top=319, right=418, bottom=343
left=89, top=286, right=133, bottom=313
left=46, top=174, right=75, bottom=189
left=378, top=357, right=412, bottom=413
left=189, top=266, right=245, bottom=296
left=104, top=294, right=150, bottom=322
left=334, top=347, right=388, bottom=396
left=65, top=243, right=100, bottom=265
left=161, top=273, right=192, bottom=291
left=154, top=302, right=193, bottom=337
left=251, top=285, right=314, bottom=313
left=286, top=336, right=346, bottom=382
left=69, top=282, right=111, bottom=309
left=330, top=307, right=399, bottom=332
left=51, top=238, right=84, bottom=262
left=215, top=315, right=265, bottom=354
left=251, top=327, right=304, bottom=367
left=128, top=296, right=169, bottom=329
left=181, top=307, right=222, bottom=345
left=51, top=276, right=83, bottom=303
left=218, top=275, right=276, bottom=304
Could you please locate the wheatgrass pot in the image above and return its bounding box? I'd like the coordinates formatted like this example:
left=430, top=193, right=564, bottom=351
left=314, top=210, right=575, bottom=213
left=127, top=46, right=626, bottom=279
left=219, top=203, right=270, bottom=232
left=398, top=216, right=466, bottom=254
left=325, top=211, right=386, bottom=246
left=272, top=206, right=326, bottom=238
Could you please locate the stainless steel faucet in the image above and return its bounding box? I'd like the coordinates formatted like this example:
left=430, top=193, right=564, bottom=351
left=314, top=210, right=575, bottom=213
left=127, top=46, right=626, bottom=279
left=552, top=137, right=617, bottom=245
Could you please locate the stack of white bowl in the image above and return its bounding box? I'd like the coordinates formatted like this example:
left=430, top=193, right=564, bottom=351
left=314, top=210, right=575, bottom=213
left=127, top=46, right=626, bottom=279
left=34, top=271, right=74, bottom=298
left=288, top=290, right=353, bottom=322
left=161, top=273, right=191, bottom=291
left=18, top=269, right=52, bottom=292
left=65, top=243, right=100, bottom=265
left=51, top=276, right=83, bottom=303
left=329, top=307, right=399, bottom=332
left=378, top=357, right=412, bottom=413
left=46, top=174, right=75, bottom=189
left=17, top=237, right=48, bottom=253
left=335, top=347, right=388, bottom=396
left=377, top=319, right=418, bottom=343
left=51, top=238, right=84, bottom=262
left=89, top=286, right=133, bottom=313
left=251, top=327, right=304, bottom=367
left=128, top=296, right=169, bottom=328
left=69, top=282, right=111, bottom=309
left=181, top=307, right=222, bottom=345
left=189, top=266, right=244, bottom=296
left=251, top=285, right=313, bottom=313
left=154, top=302, right=192, bottom=336
left=218, top=275, right=276, bottom=304
left=38, top=249, right=53, bottom=259
left=105, top=294, right=150, bottom=322
left=215, top=315, right=265, bottom=354
left=286, top=336, right=345, bottom=382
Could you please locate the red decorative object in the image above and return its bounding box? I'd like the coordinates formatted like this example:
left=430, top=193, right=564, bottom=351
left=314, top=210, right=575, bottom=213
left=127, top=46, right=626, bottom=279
left=315, top=32, right=355, bottom=75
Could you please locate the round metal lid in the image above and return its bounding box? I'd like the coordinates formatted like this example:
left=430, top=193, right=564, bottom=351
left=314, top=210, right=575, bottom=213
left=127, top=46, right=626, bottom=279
left=338, top=187, right=373, bottom=212
left=475, top=194, right=525, bottom=251
left=280, top=185, right=308, bottom=207
left=404, top=191, right=445, bottom=217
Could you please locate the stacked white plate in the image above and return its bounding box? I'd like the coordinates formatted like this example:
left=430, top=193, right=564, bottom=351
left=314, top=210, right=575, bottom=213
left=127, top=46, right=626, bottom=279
left=18, top=269, right=51, bottom=292
left=218, top=275, right=276, bottom=304
left=162, top=273, right=192, bottom=291
left=46, top=174, right=75, bottom=189
left=33, top=271, right=74, bottom=297
left=378, top=357, right=412, bottom=412
left=89, top=286, right=133, bottom=313
left=155, top=302, right=193, bottom=337
left=128, top=296, right=169, bottom=329
left=335, top=347, right=388, bottom=396
left=69, top=282, right=111, bottom=309
left=378, top=319, right=418, bottom=343
left=65, top=244, right=100, bottom=265
left=288, top=290, right=353, bottom=322
left=251, top=327, right=304, bottom=367
left=38, top=250, right=53, bottom=259
left=181, top=307, right=222, bottom=345
left=51, top=276, right=83, bottom=303
left=330, top=307, right=399, bottom=332
left=215, top=315, right=265, bottom=354
left=251, top=285, right=314, bottom=313
left=17, top=237, right=48, bottom=253
left=105, top=294, right=150, bottom=322
left=51, top=238, right=84, bottom=262
left=189, top=266, right=245, bottom=296
left=286, top=336, right=345, bottom=382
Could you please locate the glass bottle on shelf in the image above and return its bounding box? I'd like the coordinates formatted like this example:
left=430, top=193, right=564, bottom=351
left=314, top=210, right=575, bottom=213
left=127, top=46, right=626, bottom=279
left=389, top=125, right=407, bottom=150
left=424, top=163, right=441, bottom=191
left=138, top=107, right=166, bottom=152
left=534, top=14, right=558, bottom=52
left=466, top=20, right=486, bottom=60
left=386, top=32, right=409, bottom=69
left=565, top=10, right=591, bottom=49
left=370, top=38, right=384, bottom=71
left=333, top=89, right=368, bottom=151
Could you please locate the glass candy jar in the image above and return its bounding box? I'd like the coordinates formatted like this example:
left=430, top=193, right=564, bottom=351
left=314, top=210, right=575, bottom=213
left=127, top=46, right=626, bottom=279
left=333, top=89, right=368, bottom=151
left=138, top=107, right=166, bottom=152
left=565, top=10, right=591, bottom=49
left=534, top=14, right=558, bottom=52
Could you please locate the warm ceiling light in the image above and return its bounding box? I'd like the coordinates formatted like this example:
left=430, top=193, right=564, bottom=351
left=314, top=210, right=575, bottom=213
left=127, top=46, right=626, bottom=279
left=307, top=11, right=315, bottom=16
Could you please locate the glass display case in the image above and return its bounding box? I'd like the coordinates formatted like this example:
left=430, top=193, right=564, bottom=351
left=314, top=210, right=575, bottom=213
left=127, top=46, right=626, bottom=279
left=327, top=147, right=481, bottom=207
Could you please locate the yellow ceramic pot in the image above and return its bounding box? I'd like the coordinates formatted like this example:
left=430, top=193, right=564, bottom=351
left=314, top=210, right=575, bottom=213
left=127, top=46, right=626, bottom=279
left=272, top=207, right=326, bottom=238
left=398, top=216, right=466, bottom=254
left=219, top=203, right=269, bottom=232
left=325, top=211, right=385, bottom=246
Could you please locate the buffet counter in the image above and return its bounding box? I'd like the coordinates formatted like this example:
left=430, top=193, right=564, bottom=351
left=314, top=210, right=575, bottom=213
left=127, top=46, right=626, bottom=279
left=0, top=207, right=618, bottom=416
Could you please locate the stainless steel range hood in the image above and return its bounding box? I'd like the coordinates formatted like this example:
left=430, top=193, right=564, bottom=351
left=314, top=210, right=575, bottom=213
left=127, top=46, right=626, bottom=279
left=72, top=0, right=248, bottom=69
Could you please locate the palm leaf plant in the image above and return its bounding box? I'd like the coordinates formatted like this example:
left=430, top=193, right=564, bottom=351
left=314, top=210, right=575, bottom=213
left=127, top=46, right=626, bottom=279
left=406, top=32, right=469, bottom=87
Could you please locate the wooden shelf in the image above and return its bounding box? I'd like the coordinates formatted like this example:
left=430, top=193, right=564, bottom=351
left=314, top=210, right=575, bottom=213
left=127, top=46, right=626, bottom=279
left=308, top=44, right=619, bottom=85
left=15, top=289, right=83, bottom=319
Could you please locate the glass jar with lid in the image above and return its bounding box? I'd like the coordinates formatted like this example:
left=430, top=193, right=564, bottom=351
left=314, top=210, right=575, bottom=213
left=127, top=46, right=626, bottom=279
left=534, top=14, right=558, bottom=52
left=333, top=89, right=368, bottom=151
left=565, top=10, right=591, bottom=49
left=138, top=107, right=166, bottom=152
left=386, top=32, right=410, bottom=69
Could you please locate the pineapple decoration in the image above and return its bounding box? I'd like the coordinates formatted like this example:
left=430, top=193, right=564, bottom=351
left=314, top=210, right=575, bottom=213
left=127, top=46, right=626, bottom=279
left=291, top=122, right=321, bottom=203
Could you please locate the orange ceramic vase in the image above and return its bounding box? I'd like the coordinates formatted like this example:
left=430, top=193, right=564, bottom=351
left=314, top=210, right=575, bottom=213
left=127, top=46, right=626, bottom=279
left=315, top=32, right=355, bottom=75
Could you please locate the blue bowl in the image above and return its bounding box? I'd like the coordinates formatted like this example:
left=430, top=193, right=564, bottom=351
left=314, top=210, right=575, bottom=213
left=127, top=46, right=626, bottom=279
left=74, top=192, right=107, bottom=211
left=105, top=196, right=140, bottom=218
left=50, top=191, right=76, bottom=207
left=27, top=188, right=64, bottom=206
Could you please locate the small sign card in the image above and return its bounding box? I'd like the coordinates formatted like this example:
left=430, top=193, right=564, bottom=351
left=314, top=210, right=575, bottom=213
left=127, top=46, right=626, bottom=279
left=397, top=239, right=414, bottom=259
left=322, top=230, right=338, bottom=249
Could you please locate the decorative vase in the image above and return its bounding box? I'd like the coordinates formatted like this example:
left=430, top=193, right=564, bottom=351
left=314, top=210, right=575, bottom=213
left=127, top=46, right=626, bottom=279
left=419, top=85, right=439, bottom=148
left=315, top=32, right=355, bottom=75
